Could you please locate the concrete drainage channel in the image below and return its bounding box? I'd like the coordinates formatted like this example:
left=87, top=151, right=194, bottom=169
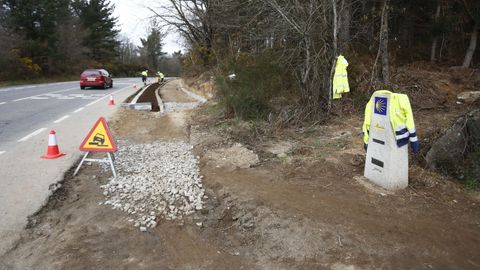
left=122, top=82, right=164, bottom=112
left=122, top=80, right=206, bottom=114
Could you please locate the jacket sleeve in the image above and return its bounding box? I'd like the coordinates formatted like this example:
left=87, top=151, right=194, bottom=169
left=399, top=94, right=420, bottom=153
left=363, top=97, right=373, bottom=145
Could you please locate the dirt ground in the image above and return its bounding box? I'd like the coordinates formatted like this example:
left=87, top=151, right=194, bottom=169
left=137, top=83, right=161, bottom=112
left=1, top=79, right=480, bottom=269
left=160, top=80, right=197, bottom=103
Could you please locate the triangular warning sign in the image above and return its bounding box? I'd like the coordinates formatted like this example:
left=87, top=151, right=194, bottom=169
left=80, top=117, right=117, bottom=152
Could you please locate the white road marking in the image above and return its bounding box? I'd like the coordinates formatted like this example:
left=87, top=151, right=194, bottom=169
left=12, top=87, right=78, bottom=102
left=0, top=102, right=6, bottom=105
left=18, top=128, right=47, bottom=142
left=73, top=107, right=85, bottom=113
left=53, top=115, right=70, bottom=123
left=86, top=98, right=104, bottom=107
left=0, top=151, right=5, bottom=155
left=86, top=86, right=130, bottom=107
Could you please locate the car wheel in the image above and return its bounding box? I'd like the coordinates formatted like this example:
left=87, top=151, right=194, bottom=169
left=110, top=81, right=113, bottom=88
left=80, top=86, right=85, bottom=90
left=103, top=83, right=107, bottom=89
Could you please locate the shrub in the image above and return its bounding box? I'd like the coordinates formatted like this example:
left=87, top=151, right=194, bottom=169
left=216, top=52, right=289, bottom=120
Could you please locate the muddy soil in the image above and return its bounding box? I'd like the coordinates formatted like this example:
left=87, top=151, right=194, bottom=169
left=1, top=80, right=480, bottom=269
left=137, top=83, right=161, bottom=112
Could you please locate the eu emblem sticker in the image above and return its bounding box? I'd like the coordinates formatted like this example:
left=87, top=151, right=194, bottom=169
left=374, top=97, right=387, bottom=115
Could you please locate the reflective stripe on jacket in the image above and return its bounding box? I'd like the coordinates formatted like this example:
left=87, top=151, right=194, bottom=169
left=362, top=90, right=419, bottom=149
left=332, top=55, right=350, bottom=99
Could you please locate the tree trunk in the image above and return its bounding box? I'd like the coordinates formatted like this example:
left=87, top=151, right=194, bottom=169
left=332, top=0, right=338, bottom=56
left=430, top=2, right=441, bottom=63
left=431, top=37, right=439, bottom=63
left=339, top=0, right=351, bottom=47
left=463, top=22, right=479, bottom=68
left=380, top=0, right=390, bottom=84
left=328, top=0, right=339, bottom=112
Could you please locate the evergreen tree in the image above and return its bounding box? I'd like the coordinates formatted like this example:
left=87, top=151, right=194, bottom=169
left=1, top=0, right=73, bottom=74
left=73, top=0, right=119, bottom=64
left=138, top=26, right=166, bottom=70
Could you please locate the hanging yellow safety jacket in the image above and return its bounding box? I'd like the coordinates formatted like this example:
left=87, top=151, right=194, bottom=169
left=362, top=90, right=419, bottom=153
left=332, top=55, right=350, bottom=99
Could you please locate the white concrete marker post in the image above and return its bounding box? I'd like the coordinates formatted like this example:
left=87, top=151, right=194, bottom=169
left=364, top=92, right=408, bottom=190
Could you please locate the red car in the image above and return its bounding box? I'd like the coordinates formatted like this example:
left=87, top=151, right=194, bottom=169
left=80, top=69, right=113, bottom=89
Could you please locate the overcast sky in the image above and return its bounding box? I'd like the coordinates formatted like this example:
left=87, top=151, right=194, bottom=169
left=112, top=0, right=184, bottom=54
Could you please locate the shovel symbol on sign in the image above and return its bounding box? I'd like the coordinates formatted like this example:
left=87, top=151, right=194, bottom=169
left=88, top=133, right=107, bottom=147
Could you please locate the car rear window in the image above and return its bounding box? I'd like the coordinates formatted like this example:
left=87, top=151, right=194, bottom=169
left=82, top=70, right=100, bottom=76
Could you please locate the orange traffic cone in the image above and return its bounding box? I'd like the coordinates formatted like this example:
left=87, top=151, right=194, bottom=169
left=107, top=95, right=115, bottom=106
left=41, top=130, right=65, bottom=159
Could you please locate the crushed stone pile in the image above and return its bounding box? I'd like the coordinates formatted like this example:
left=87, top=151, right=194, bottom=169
left=164, top=102, right=199, bottom=113
left=100, top=141, right=205, bottom=231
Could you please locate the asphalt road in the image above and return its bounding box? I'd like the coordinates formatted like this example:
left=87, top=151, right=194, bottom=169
left=0, top=77, right=152, bottom=255
left=0, top=78, right=144, bottom=153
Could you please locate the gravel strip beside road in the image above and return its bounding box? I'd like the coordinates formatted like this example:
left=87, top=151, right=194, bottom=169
left=101, top=141, right=205, bottom=231
left=164, top=102, right=199, bottom=113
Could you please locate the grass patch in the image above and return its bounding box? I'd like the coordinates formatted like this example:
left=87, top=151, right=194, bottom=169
left=464, top=151, right=480, bottom=191
left=466, top=175, right=479, bottom=191
left=216, top=122, right=230, bottom=131
left=0, top=76, right=79, bottom=88
left=201, top=102, right=225, bottom=118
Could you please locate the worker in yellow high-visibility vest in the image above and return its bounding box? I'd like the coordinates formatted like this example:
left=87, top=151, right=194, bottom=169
left=156, top=71, right=165, bottom=83
left=141, top=70, right=148, bottom=85
left=332, top=55, right=350, bottom=99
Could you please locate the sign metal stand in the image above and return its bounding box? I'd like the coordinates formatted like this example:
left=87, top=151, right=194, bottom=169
left=73, top=151, right=116, bottom=178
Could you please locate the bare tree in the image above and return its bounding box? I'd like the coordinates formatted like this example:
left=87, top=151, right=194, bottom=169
left=260, top=0, right=334, bottom=118
left=371, top=0, right=390, bottom=86
left=149, top=0, right=214, bottom=66
left=118, top=37, right=139, bottom=65
left=461, top=0, right=480, bottom=67
left=430, top=0, right=442, bottom=63
left=338, top=0, right=353, bottom=51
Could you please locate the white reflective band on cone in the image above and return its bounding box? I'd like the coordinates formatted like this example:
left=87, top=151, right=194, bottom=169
left=48, top=134, right=57, bottom=146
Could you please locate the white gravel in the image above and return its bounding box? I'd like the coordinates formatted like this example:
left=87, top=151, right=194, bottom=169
left=101, top=141, right=204, bottom=231
left=164, top=102, right=199, bottom=113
